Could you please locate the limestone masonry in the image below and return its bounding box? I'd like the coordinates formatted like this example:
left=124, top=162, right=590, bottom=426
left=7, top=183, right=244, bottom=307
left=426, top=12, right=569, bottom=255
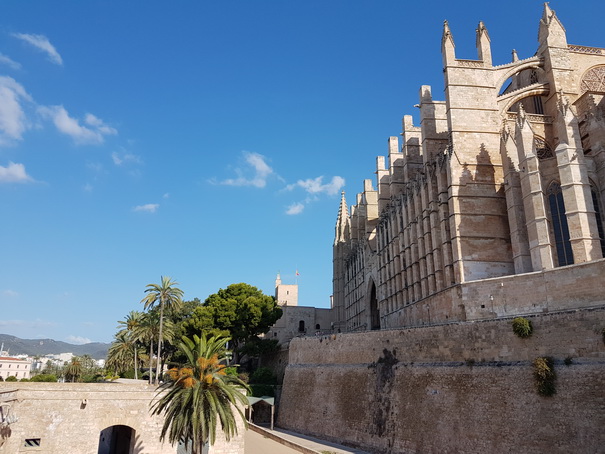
left=331, top=3, right=605, bottom=332
left=279, top=4, right=605, bottom=453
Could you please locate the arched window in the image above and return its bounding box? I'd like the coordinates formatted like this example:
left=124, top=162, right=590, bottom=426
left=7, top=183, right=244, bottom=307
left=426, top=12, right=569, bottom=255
left=534, top=136, right=553, bottom=160
left=315, top=324, right=320, bottom=330
left=298, top=320, right=305, bottom=333
left=547, top=182, right=574, bottom=266
left=591, top=186, right=605, bottom=256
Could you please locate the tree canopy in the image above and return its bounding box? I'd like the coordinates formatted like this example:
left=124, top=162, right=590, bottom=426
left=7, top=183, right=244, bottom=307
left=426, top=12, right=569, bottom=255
left=183, top=283, right=282, bottom=356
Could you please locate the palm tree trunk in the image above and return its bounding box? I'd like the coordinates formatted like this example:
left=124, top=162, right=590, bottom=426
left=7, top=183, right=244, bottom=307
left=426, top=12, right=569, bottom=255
left=149, top=339, right=154, bottom=385
left=134, top=342, right=138, bottom=380
left=155, top=298, right=165, bottom=385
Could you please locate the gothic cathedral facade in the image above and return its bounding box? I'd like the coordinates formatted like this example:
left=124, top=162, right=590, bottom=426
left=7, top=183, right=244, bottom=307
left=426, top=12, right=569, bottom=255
left=333, top=4, right=605, bottom=332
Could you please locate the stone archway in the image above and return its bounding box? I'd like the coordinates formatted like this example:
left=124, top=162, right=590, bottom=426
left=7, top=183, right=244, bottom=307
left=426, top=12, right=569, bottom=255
left=98, top=425, right=135, bottom=454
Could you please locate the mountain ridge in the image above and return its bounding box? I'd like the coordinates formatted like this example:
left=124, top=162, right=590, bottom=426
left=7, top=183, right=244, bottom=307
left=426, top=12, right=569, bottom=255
left=0, top=334, right=110, bottom=360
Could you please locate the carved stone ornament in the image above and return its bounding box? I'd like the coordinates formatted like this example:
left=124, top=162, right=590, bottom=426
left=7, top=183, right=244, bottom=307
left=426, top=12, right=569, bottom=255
left=581, top=65, right=605, bottom=93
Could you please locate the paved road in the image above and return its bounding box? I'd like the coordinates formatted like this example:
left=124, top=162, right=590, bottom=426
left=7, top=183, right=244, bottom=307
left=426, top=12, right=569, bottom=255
left=244, top=429, right=303, bottom=454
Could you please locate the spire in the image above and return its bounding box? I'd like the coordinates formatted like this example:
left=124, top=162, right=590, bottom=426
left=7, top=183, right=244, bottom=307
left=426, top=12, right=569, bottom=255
left=334, top=191, right=351, bottom=245
left=275, top=272, right=281, bottom=287
left=442, top=20, right=456, bottom=66
left=476, top=21, right=492, bottom=65
left=538, top=2, right=567, bottom=47
left=511, top=49, right=519, bottom=62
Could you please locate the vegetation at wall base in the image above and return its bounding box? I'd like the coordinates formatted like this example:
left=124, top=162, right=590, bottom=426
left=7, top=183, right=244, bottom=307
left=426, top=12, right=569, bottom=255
left=533, top=356, right=556, bottom=397
left=512, top=317, right=533, bottom=338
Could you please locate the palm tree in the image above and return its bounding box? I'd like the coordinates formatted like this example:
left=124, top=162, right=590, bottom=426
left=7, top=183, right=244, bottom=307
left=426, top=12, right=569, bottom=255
left=151, top=334, right=249, bottom=454
left=65, top=358, right=82, bottom=383
left=141, top=276, right=184, bottom=384
left=106, top=331, right=135, bottom=375
left=118, top=310, right=145, bottom=379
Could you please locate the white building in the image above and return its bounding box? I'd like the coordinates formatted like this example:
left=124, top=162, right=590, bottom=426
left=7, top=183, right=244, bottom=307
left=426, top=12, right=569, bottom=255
left=0, top=356, right=32, bottom=380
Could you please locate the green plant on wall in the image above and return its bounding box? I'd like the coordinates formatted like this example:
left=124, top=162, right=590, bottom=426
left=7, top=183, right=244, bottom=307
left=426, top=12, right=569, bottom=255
left=512, top=317, right=533, bottom=338
left=533, top=356, right=556, bottom=397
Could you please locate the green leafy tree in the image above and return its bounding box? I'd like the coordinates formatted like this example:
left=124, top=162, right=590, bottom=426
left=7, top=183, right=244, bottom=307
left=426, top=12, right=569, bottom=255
left=151, top=334, right=249, bottom=454
left=184, top=283, right=282, bottom=361
left=141, top=276, right=184, bottom=384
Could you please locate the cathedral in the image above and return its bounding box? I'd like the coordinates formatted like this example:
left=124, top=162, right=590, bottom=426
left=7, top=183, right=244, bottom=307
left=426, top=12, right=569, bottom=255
left=332, top=4, right=605, bottom=332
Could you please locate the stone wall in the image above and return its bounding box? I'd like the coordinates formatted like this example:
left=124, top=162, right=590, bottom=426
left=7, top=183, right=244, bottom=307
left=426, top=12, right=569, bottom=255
left=0, top=382, right=245, bottom=454
left=278, top=307, right=605, bottom=453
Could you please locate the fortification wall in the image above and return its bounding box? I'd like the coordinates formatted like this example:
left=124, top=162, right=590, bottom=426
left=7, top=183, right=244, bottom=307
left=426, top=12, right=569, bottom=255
left=278, top=307, right=605, bottom=453
left=0, top=382, right=244, bottom=454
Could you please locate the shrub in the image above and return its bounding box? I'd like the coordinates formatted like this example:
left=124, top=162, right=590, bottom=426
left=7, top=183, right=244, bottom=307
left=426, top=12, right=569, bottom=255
left=31, top=374, right=58, bottom=382
left=512, top=317, right=533, bottom=338
left=534, top=356, right=556, bottom=397
left=249, top=367, right=277, bottom=385
left=249, top=384, right=275, bottom=397
left=5, top=376, right=17, bottom=382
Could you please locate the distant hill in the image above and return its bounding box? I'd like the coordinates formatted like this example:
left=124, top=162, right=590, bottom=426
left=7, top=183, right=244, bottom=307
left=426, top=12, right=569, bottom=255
left=0, top=334, right=110, bottom=360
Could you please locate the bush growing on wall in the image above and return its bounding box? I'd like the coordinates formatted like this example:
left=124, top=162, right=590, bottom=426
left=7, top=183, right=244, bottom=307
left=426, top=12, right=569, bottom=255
left=512, top=317, right=533, bottom=338
left=533, top=356, right=556, bottom=396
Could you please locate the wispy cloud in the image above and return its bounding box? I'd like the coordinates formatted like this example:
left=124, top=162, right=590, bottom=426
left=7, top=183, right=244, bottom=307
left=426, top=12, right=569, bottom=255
left=2, top=289, right=19, bottom=297
left=0, top=318, right=56, bottom=329
left=83, top=183, right=93, bottom=192
left=215, top=151, right=275, bottom=188
left=0, top=76, right=32, bottom=145
left=286, top=176, right=345, bottom=196
left=66, top=335, right=92, bottom=345
left=133, top=203, right=159, bottom=213
left=12, top=33, right=63, bottom=65
left=286, top=202, right=305, bottom=215
left=38, top=105, right=117, bottom=145
left=0, top=53, right=21, bottom=70
left=0, top=162, right=34, bottom=183
left=111, top=151, right=141, bottom=166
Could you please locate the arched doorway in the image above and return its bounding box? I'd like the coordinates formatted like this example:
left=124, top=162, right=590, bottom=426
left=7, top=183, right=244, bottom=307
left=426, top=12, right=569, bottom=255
left=369, top=280, right=380, bottom=330
left=98, top=425, right=135, bottom=454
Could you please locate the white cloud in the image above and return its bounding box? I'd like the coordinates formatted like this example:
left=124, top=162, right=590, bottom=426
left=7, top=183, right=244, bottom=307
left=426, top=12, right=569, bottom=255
left=0, top=318, right=56, bottom=328
left=286, top=175, right=345, bottom=196
left=111, top=151, right=141, bottom=166
left=66, top=335, right=91, bottom=345
left=0, top=76, right=32, bottom=145
left=83, top=183, right=93, bottom=192
left=12, top=33, right=63, bottom=65
left=2, top=289, right=19, bottom=297
left=0, top=53, right=21, bottom=70
left=286, top=202, right=305, bottom=215
left=163, top=193, right=170, bottom=199
left=0, top=162, right=33, bottom=183
left=218, top=151, right=274, bottom=188
left=38, top=105, right=116, bottom=145
left=133, top=203, right=159, bottom=213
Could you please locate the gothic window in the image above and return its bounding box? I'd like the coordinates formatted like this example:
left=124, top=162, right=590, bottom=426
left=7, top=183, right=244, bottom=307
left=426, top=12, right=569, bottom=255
left=530, top=69, right=539, bottom=84
left=535, top=136, right=553, bottom=160
left=533, top=96, right=544, bottom=114
left=580, top=65, right=605, bottom=93
left=547, top=182, right=574, bottom=266
left=591, top=187, right=605, bottom=257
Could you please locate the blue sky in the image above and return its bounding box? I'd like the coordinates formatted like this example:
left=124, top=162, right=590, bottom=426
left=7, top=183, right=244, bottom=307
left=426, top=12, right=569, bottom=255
left=0, top=1, right=602, bottom=344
